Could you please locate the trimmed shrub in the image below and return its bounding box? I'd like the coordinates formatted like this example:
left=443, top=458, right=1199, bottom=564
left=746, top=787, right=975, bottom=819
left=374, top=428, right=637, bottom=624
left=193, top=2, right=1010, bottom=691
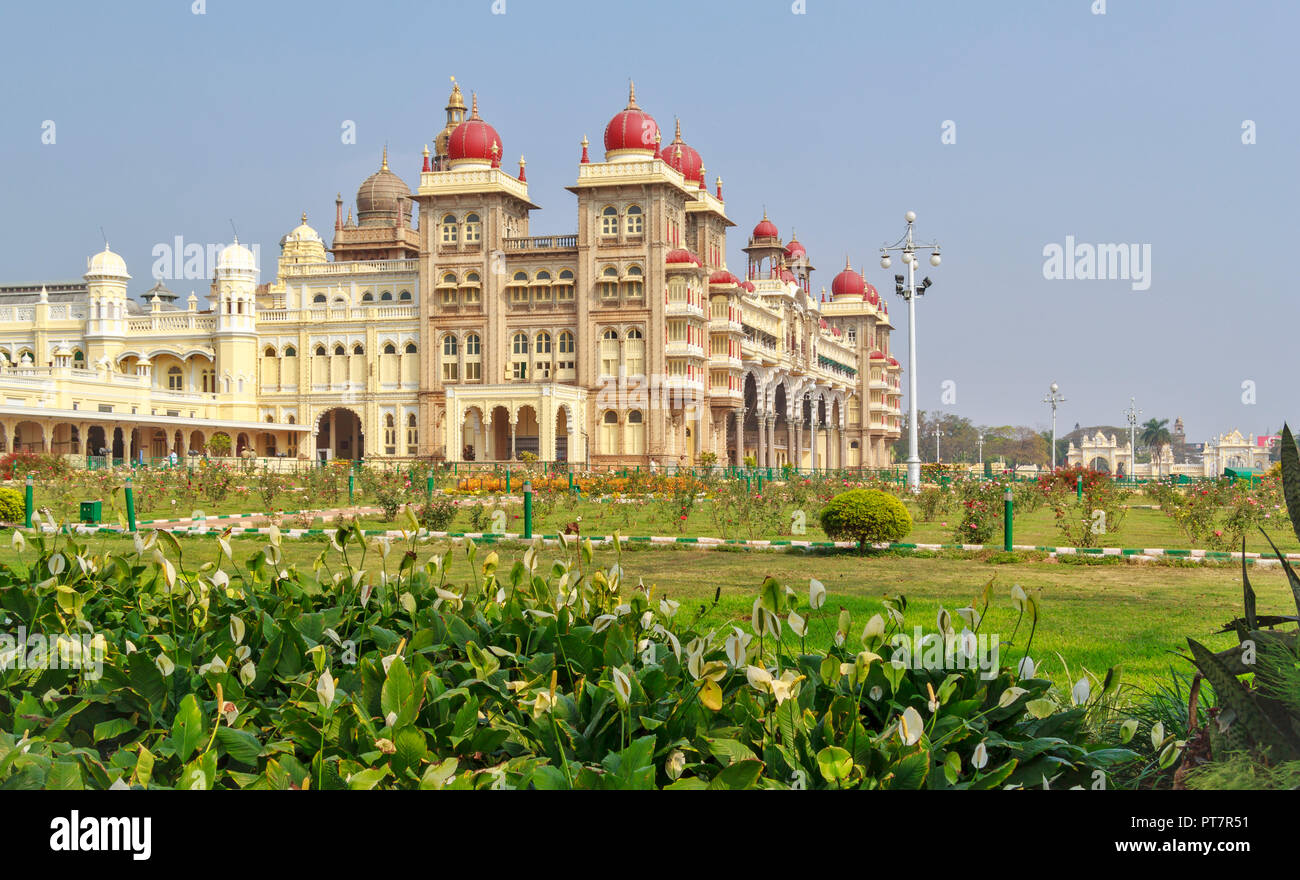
left=819, top=488, right=912, bottom=552
left=0, top=487, right=23, bottom=522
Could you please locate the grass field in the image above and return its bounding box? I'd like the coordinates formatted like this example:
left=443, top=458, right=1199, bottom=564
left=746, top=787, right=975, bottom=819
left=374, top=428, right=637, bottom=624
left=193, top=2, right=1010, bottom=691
left=6, top=530, right=1291, bottom=698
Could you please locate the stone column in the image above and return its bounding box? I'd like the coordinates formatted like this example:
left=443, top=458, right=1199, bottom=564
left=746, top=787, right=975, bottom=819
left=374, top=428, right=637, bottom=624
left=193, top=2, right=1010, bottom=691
left=787, top=420, right=797, bottom=468
left=794, top=420, right=804, bottom=470
left=733, top=410, right=744, bottom=466
left=766, top=416, right=777, bottom=469
left=756, top=411, right=767, bottom=469
left=810, top=420, right=819, bottom=471
left=839, top=425, right=848, bottom=471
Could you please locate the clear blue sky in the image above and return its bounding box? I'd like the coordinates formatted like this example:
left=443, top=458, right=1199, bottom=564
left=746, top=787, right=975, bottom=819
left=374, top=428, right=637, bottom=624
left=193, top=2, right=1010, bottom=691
left=1, top=0, right=1294, bottom=441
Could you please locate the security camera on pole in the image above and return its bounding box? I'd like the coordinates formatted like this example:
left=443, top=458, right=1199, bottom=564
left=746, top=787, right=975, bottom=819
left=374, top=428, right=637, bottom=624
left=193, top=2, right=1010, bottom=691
left=1042, top=382, right=1066, bottom=471
left=879, top=211, right=942, bottom=493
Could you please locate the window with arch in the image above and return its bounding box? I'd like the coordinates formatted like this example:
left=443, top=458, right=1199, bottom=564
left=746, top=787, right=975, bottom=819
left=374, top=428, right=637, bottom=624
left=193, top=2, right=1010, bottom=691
left=600, top=328, right=620, bottom=377
left=406, top=413, right=418, bottom=455
left=384, top=413, right=397, bottom=455
left=440, top=273, right=458, bottom=306
left=464, top=213, right=481, bottom=243
left=534, top=331, right=552, bottom=355
left=533, top=270, right=552, bottom=302
left=399, top=290, right=412, bottom=302
left=441, top=214, right=458, bottom=244
left=313, top=294, right=326, bottom=304
left=333, top=344, right=346, bottom=356
left=380, top=291, right=393, bottom=302
left=599, top=410, right=619, bottom=454
left=383, top=342, right=397, bottom=355
left=555, top=268, right=575, bottom=302
left=626, top=408, right=646, bottom=455
left=464, top=332, right=482, bottom=381
left=625, top=327, right=645, bottom=376
left=510, top=271, right=530, bottom=305
left=462, top=271, right=481, bottom=305
left=511, top=332, right=528, bottom=380
left=283, top=346, right=296, bottom=358
left=72, top=349, right=84, bottom=363
left=404, top=342, right=417, bottom=354
left=441, top=334, right=458, bottom=381
left=600, top=206, right=618, bottom=237
left=167, top=365, right=183, bottom=391
left=264, top=346, right=276, bottom=358
left=361, top=291, right=374, bottom=302
left=622, top=264, right=644, bottom=300
left=625, top=205, right=643, bottom=235
left=352, top=343, right=364, bottom=356
left=314, top=344, right=326, bottom=357
left=599, top=266, right=619, bottom=301
left=558, top=330, right=574, bottom=354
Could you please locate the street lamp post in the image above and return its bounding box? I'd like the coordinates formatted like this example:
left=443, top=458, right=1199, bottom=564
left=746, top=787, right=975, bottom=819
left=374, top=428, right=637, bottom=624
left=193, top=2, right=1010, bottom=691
left=934, top=427, right=942, bottom=463
left=880, top=211, right=942, bottom=493
left=977, top=432, right=985, bottom=468
left=1123, top=397, right=1142, bottom=483
left=1042, top=382, right=1066, bottom=471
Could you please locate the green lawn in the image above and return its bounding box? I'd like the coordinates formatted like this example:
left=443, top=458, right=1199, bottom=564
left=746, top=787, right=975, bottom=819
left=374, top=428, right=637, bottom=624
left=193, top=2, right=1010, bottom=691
left=6, top=531, right=1291, bottom=697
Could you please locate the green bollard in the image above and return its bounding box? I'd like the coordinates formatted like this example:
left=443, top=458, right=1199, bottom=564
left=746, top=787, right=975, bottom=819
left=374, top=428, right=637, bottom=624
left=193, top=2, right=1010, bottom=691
left=1076, top=474, right=1083, bottom=501
left=24, top=474, right=33, bottom=528
left=568, top=471, right=574, bottom=492
left=348, top=472, right=354, bottom=503
left=522, top=480, right=533, bottom=539
left=745, top=475, right=751, bottom=493
left=757, top=474, right=763, bottom=491
left=125, top=476, right=137, bottom=533
left=426, top=475, right=434, bottom=503
left=506, top=469, right=511, bottom=494
left=1003, top=487, right=1013, bottom=552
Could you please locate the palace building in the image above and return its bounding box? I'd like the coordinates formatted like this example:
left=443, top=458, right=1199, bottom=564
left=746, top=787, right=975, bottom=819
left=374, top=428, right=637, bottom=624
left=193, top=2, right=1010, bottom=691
left=0, top=80, right=903, bottom=467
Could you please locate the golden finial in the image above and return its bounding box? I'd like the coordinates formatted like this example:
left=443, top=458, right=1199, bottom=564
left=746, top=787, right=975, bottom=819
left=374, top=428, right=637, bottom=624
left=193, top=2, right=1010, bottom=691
left=471, top=92, right=479, bottom=118
left=301, top=211, right=307, bottom=224
left=519, top=155, right=526, bottom=166
left=674, top=118, right=682, bottom=141
left=581, top=134, right=589, bottom=147
left=381, top=144, right=389, bottom=171
left=654, top=131, right=662, bottom=146
left=490, top=141, right=499, bottom=156
left=627, top=79, right=638, bottom=109
left=423, top=144, right=430, bottom=157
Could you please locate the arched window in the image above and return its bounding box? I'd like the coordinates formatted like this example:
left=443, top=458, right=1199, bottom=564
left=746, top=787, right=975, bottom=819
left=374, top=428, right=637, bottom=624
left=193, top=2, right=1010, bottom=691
left=535, top=331, right=552, bottom=354
left=384, top=413, right=397, bottom=455
left=72, top=349, right=84, bottom=363
left=510, top=271, right=529, bottom=305
left=625, top=327, right=645, bottom=375
left=443, top=335, right=458, bottom=356
left=555, top=268, right=575, bottom=302
left=441, top=334, right=458, bottom=381
left=440, top=273, right=458, bottom=306
left=333, top=344, right=346, bottom=356
left=313, top=294, right=326, bottom=304
left=600, top=328, right=620, bottom=377
left=383, top=342, right=397, bottom=355
left=406, top=413, right=418, bottom=455
left=361, top=291, right=374, bottom=302
left=352, top=343, right=364, bottom=355
left=284, top=346, right=296, bottom=357
left=264, top=346, right=277, bottom=358
left=599, top=410, right=619, bottom=455
left=314, top=345, right=326, bottom=357
left=464, top=213, right=481, bottom=243
left=404, top=342, right=417, bottom=354
left=533, top=270, right=552, bottom=302
left=464, top=332, right=482, bottom=381
left=626, top=205, right=643, bottom=235
left=600, top=206, right=618, bottom=236
left=167, top=365, right=183, bottom=391
left=622, top=264, right=644, bottom=299
left=511, top=332, right=529, bottom=380
left=441, top=214, right=458, bottom=244
left=600, top=266, right=619, bottom=301
left=380, top=291, right=393, bottom=301
left=399, top=290, right=412, bottom=302
left=512, top=332, right=529, bottom=355
left=626, top=409, right=646, bottom=454
left=558, top=331, right=574, bottom=354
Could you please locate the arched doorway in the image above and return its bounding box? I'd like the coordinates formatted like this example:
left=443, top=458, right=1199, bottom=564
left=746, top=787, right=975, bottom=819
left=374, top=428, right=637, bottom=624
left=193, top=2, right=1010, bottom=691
left=460, top=406, right=484, bottom=461
left=87, top=425, right=107, bottom=457
left=741, top=373, right=759, bottom=465
left=772, top=383, right=788, bottom=467
left=14, top=421, right=44, bottom=453
left=1089, top=456, right=1111, bottom=473
left=515, top=406, right=539, bottom=458
left=490, top=406, right=510, bottom=461
left=316, top=408, right=363, bottom=461
left=554, top=407, right=569, bottom=462
left=189, top=430, right=206, bottom=456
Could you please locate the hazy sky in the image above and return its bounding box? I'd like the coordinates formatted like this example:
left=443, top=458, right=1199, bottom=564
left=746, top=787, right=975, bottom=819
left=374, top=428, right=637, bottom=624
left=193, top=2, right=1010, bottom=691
left=0, top=0, right=1294, bottom=441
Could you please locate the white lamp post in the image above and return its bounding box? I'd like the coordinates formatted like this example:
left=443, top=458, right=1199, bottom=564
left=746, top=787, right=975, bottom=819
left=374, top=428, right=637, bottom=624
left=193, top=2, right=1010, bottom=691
left=880, top=211, right=942, bottom=493
left=1123, top=397, right=1142, bottom=482
left=1042, top=382, right=1066, bottom=471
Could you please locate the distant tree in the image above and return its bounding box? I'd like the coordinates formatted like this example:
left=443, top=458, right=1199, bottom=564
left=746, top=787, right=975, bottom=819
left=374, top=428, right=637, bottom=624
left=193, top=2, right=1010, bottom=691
left=1140, top=418, right=1172, bottom=477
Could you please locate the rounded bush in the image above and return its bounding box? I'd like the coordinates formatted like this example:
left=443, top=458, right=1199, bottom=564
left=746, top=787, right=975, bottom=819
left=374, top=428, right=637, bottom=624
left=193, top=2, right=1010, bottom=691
left=819, top=488, right=912, bottom=552
left=0, top=487, right=23, bottom=523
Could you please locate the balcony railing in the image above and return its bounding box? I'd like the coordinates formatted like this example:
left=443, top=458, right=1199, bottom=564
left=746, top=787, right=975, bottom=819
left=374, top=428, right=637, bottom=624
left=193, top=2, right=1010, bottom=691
left=502, top=234, right=578, bottom=251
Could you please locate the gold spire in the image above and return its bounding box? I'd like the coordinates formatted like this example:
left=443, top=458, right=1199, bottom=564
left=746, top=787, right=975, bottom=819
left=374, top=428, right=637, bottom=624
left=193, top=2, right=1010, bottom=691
left=301, top=211, right=307, bottom=224
left=674, top=117, right=682, bottom=142
left=381, top=145, right=389, bottom=171
left=581, top=134, right=589, bottom=147
left=627, top=79, right=638, bottom=109
left=471, top=92, right=479, bottom=119
left=422, top=144, right=430, bottom=157
left=447, top=75, right=465, bottom=110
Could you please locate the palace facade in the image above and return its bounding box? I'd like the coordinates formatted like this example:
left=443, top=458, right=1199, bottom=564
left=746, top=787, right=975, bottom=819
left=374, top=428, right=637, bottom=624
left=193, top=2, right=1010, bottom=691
left=0, top=80, right=903, bottom=467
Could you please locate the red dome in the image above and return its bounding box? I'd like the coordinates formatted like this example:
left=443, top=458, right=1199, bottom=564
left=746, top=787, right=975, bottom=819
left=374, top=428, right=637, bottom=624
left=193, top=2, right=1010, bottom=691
left=666, top=248, right=701, bottom=266
left=448, top=94, right=503, bottom=166
left=752, top=212, right=779, bottom=240
left=819, top=318, right=828, bottom=329
left=779, top=268, right=797, bottom=284
left=662, top=119, right=703, bottom=182
left=604, top=82, right=659, bottom=157
left=739, top=280, right=756, bottom=293
left=830, top=260, right=866, bottom=298
left=863, top=282, right=880, bottom=305
left=869, top=350, right=886, bottom=360
left=784, top=237, right=806, bottom=259
left=709, top=269, right=740, bottom=286
left=888, top=356, right=899, bottom=367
